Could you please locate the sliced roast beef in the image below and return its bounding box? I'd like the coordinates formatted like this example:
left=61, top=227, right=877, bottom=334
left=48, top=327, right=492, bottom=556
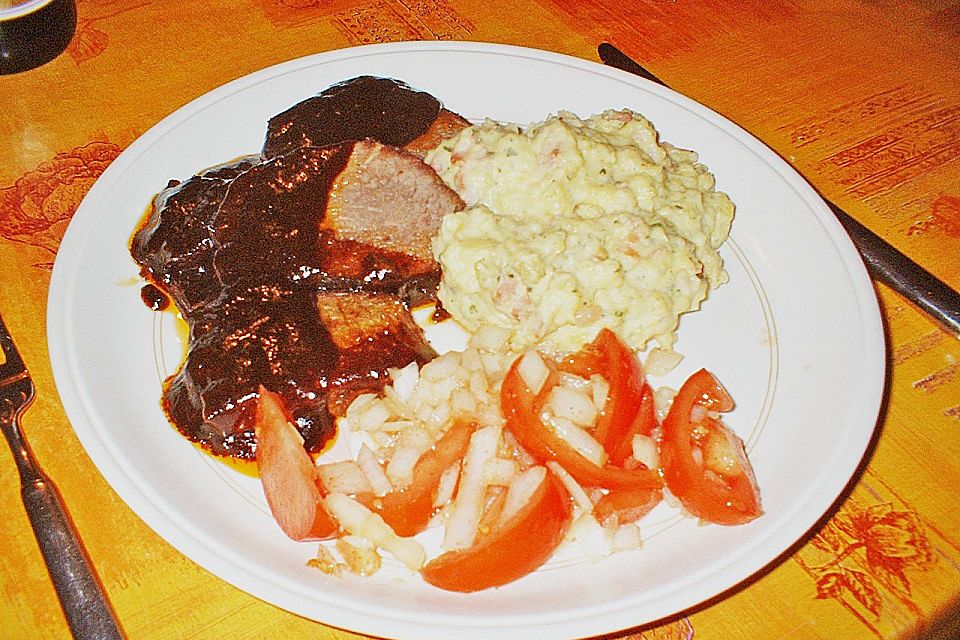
left=325, top=139, right=463, bottom=262
left=134, top=139, right=462, bottom=459
left=317, top=291, right=437, bottom=416
left=165, top=289, right=339, bottom=458
left=133, top=77, right=467, bottom=459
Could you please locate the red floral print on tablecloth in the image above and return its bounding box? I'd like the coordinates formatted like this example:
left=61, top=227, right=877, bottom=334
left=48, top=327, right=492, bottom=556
left=0, top=141, right=121, bottom=268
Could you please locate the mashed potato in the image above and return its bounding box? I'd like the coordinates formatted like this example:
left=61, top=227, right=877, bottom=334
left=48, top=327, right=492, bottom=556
left=425, top=110, right=735, bottom=353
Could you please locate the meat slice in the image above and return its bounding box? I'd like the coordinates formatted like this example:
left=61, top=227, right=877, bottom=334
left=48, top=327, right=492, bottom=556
left=404, top=109, right=472, bottom=158
left=165, top=290, right=338, bottom=458
left=326, top=140, right=463, bottom=262
left=134, top=139, right=462, bottom=459
left=130, top=156, right=259, bottom=317
left=263, top=76, right=469, bottom=159
left=317, top=291, right=437, bottom=415
left=212, top=141, right=458, bottom=291
left=164, top=288, right=437, bottom=459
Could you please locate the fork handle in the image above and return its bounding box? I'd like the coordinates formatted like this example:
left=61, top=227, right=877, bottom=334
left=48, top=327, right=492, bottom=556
left=22, top=473, right=126, bottom=640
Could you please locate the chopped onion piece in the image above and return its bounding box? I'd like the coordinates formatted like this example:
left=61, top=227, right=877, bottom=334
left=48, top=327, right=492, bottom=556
left=345, top=393, right=377, bottom=418
left=547, top=385, right=598, bottom=427
left=324, top=493, right=425, bottom=570
left=483, top=457, right=519, bottom=486
left=610, top=523, right=643, bottom=552
left=504, top=431, right=537, bottom=468
left=307, top=544, right=343, bottom=576
left=499, top=466, right=546, bottom=524
left=590, top=374, right=609, bottom=412
left=442, top=426, right=500, bottom=550
left=481, top=353, right=505, bottom=377
left=477, top=486, right=507, bottom=535
left=517, top=350, right=549, bottom=395
left=388, top=361, right=420, bottom=401
left=382, top=385, right=412, bottom=419
left=567, top=512, right=613, bottom=562
left=357, top=445, right=393, bottom=497
left=357, top=401, right=391, bottom=432
left=690, top=403, right=708, bottom=423
left=630, top=434, right=659, bottom=470
left=386, top=445, right=423, bottom=490
left=645, top=347, right=683, bottom=376
left=316, top=460, right=373, bottom=495
left=544, top=413, right=607, bottom=467
left=690, top=446, right=703, bottom=467
left=384, top=428, right=431, bottom=489
left=478, top=403, right=505, bottom=429
left=546, top=461, right=594, bottom=514
left=433, top=461, right=461, bottom=508
left=469, top=369, right=489, bottom=398
left=380, top=419, right=416, bottom=433
left=424, top=404, right=452, bottom=431
left=336, top=536, right=382, bottom=576
left=421, top=351, right=460, bottom=382
left=450, top=387, right=478, bottom=415
left=457, top=347, right=478, bottom=371
left=654, top=386, right=677, bottom=421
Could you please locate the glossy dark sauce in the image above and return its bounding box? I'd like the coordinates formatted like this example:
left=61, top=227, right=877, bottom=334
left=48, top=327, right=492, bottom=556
left=431, top=301, right=452, bottom=323
left=131, top=77, right=453, bottom=460
left=140, top=283, right=169, bottom=310
left=263, top=76, right=441, bottom=158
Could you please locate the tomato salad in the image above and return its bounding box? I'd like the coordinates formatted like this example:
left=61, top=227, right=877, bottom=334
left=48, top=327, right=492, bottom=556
left=255, top=328, right=762, bottom=592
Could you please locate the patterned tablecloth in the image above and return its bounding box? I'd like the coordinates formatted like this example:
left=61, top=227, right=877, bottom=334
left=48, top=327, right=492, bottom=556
left=2, top=0, right=959, bottom=638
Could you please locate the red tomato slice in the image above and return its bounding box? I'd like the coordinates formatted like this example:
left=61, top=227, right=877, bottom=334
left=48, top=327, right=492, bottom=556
left=254, top=387, right=339, bottom=540
left=593, top=487, right=662, bottom=527
left=557, top=328, right=656, bottom=464
left=373, top=419, right=476, bottom=538
left=420, top=468, right=572, bottom=592
left=501, top=333, right=662, bottom=492
left=659, top=369, right=762, bottom=525
left=609, top=381, right=658, bottom=467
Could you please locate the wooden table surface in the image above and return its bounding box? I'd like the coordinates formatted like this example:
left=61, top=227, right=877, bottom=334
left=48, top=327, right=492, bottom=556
left=2, top=0, right=959, bottom=638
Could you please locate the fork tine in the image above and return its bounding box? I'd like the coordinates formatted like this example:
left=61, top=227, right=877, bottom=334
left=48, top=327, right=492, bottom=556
left=0, top=312, right=28, bottom=381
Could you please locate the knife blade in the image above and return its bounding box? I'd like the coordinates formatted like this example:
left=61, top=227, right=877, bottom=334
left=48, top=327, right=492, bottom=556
left=598, top=42, right=960, bottom=338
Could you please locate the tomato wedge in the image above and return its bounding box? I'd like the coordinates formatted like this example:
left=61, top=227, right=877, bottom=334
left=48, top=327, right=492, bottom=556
left=557, top=328, right=657, bottom=465
left=420, top=468, right=572, bottom=592
left=373, top=419, right=476, bottom=538
left=593, top=486, right=662, bottom=526
left=254, top=387, right=338, bottom=540
left=610, top=382, right=658, bottom=467
left=659, top=369, right=762, bottom=525
left=501, top=332, right=662, bottom=492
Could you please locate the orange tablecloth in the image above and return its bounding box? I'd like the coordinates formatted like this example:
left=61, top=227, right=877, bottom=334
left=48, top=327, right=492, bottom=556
left=2, top=0, right=959, bottom=638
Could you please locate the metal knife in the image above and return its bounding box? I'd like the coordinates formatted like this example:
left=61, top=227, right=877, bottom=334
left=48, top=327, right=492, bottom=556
left=598, top=42, right=960, bottom=338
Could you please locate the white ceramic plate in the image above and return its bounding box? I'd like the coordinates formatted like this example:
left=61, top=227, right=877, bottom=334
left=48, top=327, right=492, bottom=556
left=47, top=42, right=885, bottom=639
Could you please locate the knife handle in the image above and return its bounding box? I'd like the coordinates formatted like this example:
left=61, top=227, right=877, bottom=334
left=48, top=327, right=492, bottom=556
left=829, top=202, right=960, bottom=337
left=21, top=473, right=126, bottom=640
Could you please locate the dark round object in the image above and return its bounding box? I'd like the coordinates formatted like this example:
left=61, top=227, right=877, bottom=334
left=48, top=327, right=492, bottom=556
left=0, top=0, right=77, bottom=75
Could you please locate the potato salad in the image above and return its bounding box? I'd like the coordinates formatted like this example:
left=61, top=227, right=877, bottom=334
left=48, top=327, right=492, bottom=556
left=426, top=110, right=735, bottom=353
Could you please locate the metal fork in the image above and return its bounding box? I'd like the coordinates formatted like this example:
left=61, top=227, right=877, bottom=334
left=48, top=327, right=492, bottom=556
left=0, top=313, right=125, bottom=640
